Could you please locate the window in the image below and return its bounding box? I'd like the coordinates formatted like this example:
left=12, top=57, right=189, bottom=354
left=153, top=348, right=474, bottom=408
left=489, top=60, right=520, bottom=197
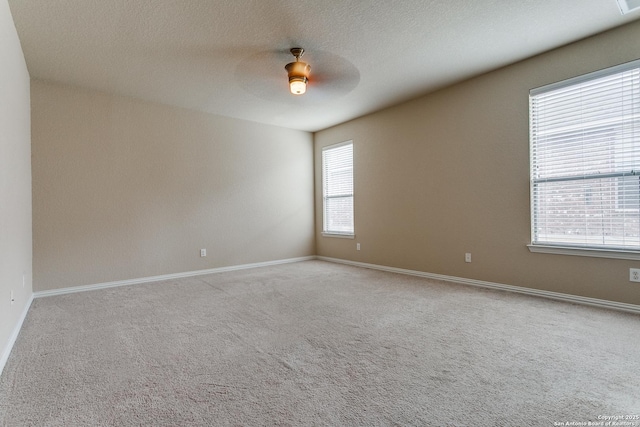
left=530, top=60, right=640, bottom=254
left=322, top=141, right=354, bottom=237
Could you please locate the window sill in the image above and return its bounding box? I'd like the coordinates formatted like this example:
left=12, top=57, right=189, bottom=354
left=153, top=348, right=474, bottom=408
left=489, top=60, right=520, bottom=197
left=322, top=232, right=355, bottom=239
left=527, top=244, right=640, bottom=260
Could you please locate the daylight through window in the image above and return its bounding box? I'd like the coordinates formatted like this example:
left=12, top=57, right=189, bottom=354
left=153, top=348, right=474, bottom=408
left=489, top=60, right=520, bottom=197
left=322, top=141, right=354, bottom=236
left=530, top=60, right=640, bottom=251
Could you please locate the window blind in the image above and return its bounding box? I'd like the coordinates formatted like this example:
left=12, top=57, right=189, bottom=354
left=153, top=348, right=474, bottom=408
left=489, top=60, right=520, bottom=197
left=530, top=60, right=640, bottom=250
left=322, top=142, right=354, bottom=235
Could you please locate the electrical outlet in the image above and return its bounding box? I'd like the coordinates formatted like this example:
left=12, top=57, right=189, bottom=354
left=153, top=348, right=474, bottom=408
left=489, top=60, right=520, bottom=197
left=356, top=243, right=361, bottom=251
left=200, top=249, right=206, bottom=257
left=465, top=253, right=472, bottom=263
left=630, top=268, right=640, bottom=282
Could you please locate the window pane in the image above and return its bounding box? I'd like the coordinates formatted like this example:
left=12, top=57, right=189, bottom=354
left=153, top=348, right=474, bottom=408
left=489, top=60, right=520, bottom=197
left=533, top=177, right=640, bottom=249
left=325, top=196, right=354, bottom=234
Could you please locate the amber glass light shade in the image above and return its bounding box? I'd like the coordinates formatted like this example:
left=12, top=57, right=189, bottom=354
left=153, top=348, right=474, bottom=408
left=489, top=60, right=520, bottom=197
left=285, top=58, right=311, bottom=95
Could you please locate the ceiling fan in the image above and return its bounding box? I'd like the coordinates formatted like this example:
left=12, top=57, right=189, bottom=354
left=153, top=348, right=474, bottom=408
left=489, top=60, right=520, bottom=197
left=233, top=46, right=360, bottom=103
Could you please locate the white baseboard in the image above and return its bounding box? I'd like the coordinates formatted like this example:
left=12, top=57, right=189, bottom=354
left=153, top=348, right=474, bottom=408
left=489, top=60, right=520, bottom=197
left=34, top=256, right=316, bottom=299
left=317, top=256, right=640, bottom=315
left=0, top=292, right=34, bottom=376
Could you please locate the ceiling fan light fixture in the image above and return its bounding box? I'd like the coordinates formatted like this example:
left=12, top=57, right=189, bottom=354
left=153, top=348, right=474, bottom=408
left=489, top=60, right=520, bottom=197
left=285, top=48, right=311, bottom=95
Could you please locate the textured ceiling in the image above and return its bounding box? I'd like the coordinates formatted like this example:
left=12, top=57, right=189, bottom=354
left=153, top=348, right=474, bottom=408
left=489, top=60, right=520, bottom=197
left=8, top=0, right=640, bottom=132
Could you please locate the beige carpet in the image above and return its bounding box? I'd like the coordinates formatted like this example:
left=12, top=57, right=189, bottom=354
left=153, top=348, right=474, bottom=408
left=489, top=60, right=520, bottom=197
left=1, top=260, right=639, bottom=426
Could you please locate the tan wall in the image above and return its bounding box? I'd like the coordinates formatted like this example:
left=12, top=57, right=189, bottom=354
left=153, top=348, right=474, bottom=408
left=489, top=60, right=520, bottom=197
left=0, top=0, right=32, bottom=366
left=315, top=20, right=640, bottom=305
left=32, top=81, right=314, bottom=291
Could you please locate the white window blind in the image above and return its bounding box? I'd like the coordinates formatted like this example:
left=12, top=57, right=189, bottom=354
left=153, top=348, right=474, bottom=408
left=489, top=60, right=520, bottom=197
left=530, top=60, right=640, bottom=251
left=322, top=142, right=354, bottom=235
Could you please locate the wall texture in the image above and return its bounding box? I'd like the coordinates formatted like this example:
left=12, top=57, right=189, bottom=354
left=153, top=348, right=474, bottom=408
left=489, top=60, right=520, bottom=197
left=315, top=19, right=640, bottom=305
left=32, top=81, right=314, bottom=291
left=0, top=0, right=32, bottom=369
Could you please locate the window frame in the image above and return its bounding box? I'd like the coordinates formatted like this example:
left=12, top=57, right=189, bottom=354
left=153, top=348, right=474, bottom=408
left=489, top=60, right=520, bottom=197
left=528, top=59, right=640, bottom=260
left=321, top=141, right=355, bottom=238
